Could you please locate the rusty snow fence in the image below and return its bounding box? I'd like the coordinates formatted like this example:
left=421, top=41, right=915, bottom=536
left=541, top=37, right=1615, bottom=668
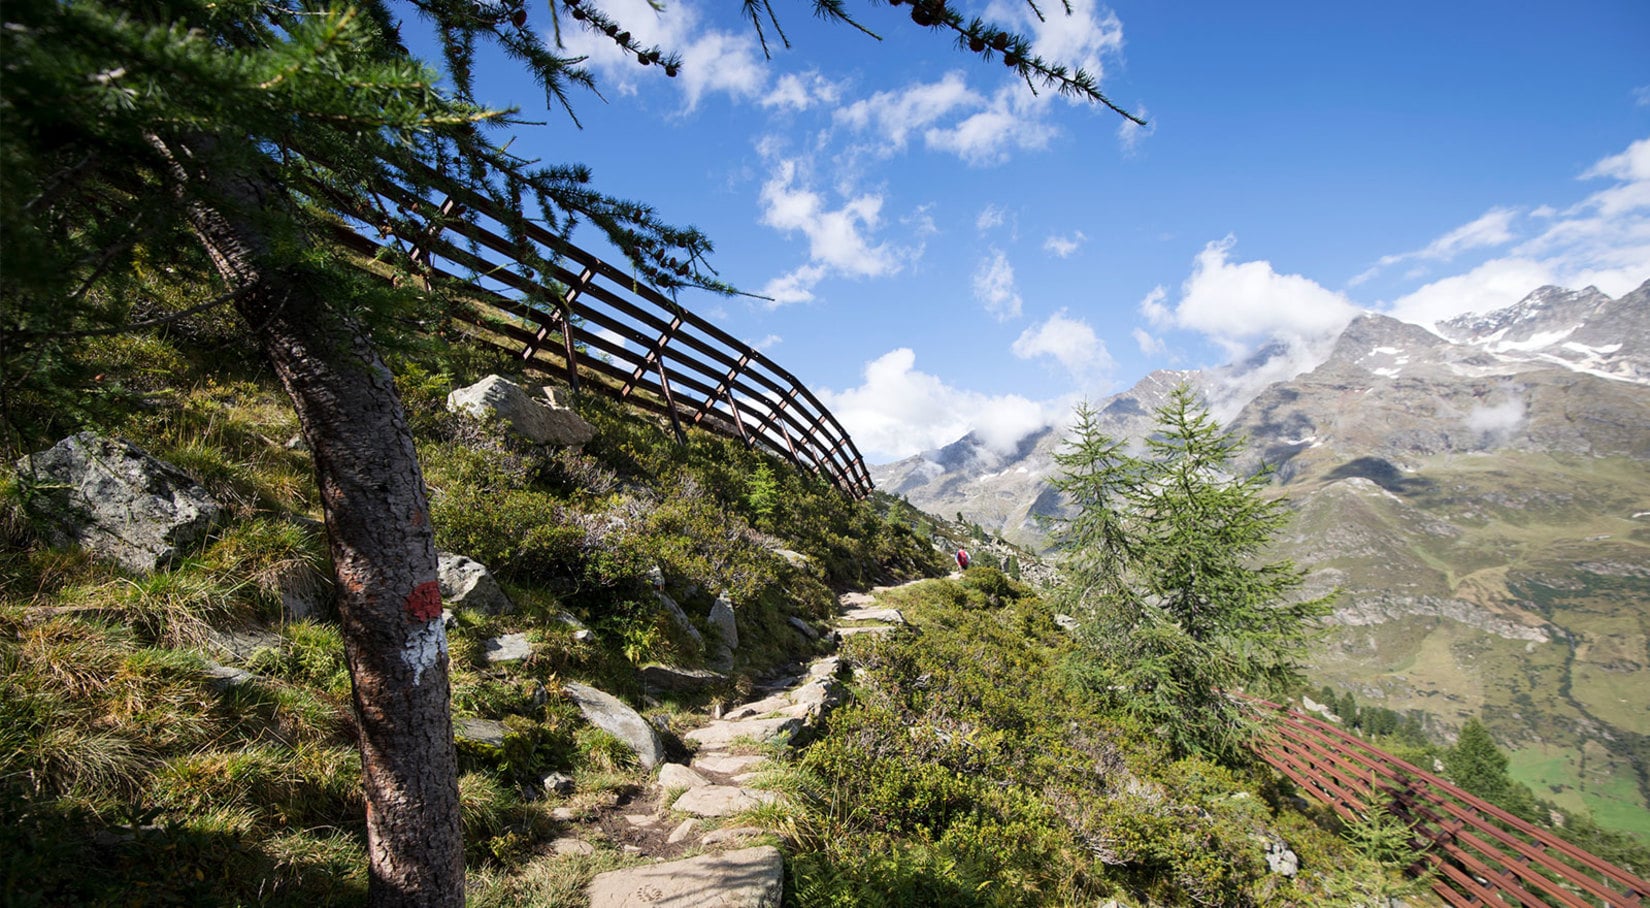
left=1245, top=696, right=1647, bottom=908
left=318, top=163, right=873, bottom=500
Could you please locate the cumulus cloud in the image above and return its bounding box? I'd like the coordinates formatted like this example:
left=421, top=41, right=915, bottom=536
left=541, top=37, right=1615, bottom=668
left=1153, top=236, right=1361, bottom=357
left=1132, top=326, right=1165, bottom=355
left=1634, top=85, right=1650, bottom=108
left=819, top=348, right=1058, bottom=461
left=924, top=88, right=1059, bottom=166
left=556, top=0, right=766, bottom=110
left=1043, top=231, right=1086, bottom=257
left=758, top=264, right=829, bottom=308
left=976, top=205, right=1008, bottom=231
left=987, top=0, right=1124, bottom=90
left=760, top=71, right=841, bottom=111
left=835, top=72, right=981, bottom=153
left=752, top=334, right=783, bottom=351
left=973, top=249, right=1024, bottom=321
left=759, top=156, right=902, bottom=278
left=1012, top=310, right=1114, bottom=387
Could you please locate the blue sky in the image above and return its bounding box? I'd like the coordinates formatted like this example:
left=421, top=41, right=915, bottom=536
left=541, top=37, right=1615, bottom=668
left=432, top=0, right=1650, bottom=462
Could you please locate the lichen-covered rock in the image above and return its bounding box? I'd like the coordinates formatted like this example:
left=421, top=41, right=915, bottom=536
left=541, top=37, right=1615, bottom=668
left=640, top=664, right=726, bottom=694
left=446, top=375, right=594, bottom=446
left=437, top=552, right=514, bottom=615
left=16, top=433, right=222, bottom=573
left=563, top=682, right=663, bottom=769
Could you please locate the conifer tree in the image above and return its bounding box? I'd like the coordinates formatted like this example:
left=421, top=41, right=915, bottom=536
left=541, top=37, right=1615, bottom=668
left=1446, top=718, right=1512, bottom=804
left=1054, top=384, right=1331, bottom=760
left=3, top=0, right=1145, bottom=902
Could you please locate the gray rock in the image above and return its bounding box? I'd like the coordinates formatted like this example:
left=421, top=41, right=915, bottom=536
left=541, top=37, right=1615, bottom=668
left=685, top=716, right=802, bottom=750
left=483, top=633, right=533, bottom=664
left=1053, top=614, right=1081, bottom=632
left=656, top=591, right=704, bottom=648
left=551, top=837, right=595, bottom=856
left=692, top=754, right=768, bottom=776
left=657, top=763, right=710, bottom=791
left=700, top=826, right=767, bottom=847
left=641, top=664, right=726, bottom=694
left=202, top=661, right=255, bottom=691
left=437, top=552, right=514, bottom=615
left=670, top=784, right=778, bottom=818
left=447, top=375, right=595, bottom=446
left=1263, top=837, right=1299, bottom=877
left=455, top=717, right=507, bottom=747
left=17, top=433, right=222, bottom=573
left=586, top=845, right=783, bottom=908
left=665, top=818, right=699, bottom=844
left=787, top=616, right=820, bottom=641
left=564, top=682, right=663, bottom=769
left=541, top=771, right=575, bottom=796
left=708, top=594, right=738, bottom=670
left=771, top=548, right=810, bottom=568
left=274, top=562, right=330, bottom=622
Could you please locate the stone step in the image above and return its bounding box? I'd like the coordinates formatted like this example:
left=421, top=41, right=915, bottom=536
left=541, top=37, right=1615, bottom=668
left=671, top=784, right=779, bottom=818
left=586, top=845, right=783, bottom=908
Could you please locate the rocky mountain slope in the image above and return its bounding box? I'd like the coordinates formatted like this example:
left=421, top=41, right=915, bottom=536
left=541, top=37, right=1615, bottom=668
left=872, top=280, right=1650, bottom=838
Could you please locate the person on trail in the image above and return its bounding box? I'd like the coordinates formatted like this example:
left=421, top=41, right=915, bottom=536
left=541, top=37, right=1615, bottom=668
left=956, top=548, right=970, bottom=570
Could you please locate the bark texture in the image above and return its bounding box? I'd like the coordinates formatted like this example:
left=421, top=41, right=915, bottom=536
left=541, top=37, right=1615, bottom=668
left=171, top=143, right=464, bottom=906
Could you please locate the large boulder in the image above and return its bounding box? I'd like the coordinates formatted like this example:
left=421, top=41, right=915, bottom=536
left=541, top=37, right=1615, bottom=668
left=708, top=593, right=738, bottom=670
left=437, top=552, right=514, bottom=615
left=16, top=433, right=222, bottom=573
left=563, top=682, right=663, bottom=769
left=446, top=375, right=594, bottom=446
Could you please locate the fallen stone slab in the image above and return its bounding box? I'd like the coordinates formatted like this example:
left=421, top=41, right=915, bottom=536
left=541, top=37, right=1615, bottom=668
left=701, top=826, right=768, bottom=847
left=671, top=784, right=778, bottom=818
left=786, top=616, right=820, bottom=641
left=586, top=845, right=783, bottom=908
left=551, top=837, right=595, bottom=857
left=455, top=718, right=507, bottom=747
left=685, top=716, right=802, bottom=750
left=658, top=763, right=711, bottom=791
left=840, top=606, right=904, bottom=624
left=483, top=633, right=533, bottom=664
left=692, top=753, right=769, bottom=776
left=641, top=664, right=726, bottom=694
left=666, top=818, right=699, bottom=845
left=564, top=682, right=664, bottom=769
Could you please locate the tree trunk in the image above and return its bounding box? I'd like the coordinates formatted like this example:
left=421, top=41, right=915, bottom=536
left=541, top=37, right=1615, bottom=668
left=169, top=145, right=464, bottom=906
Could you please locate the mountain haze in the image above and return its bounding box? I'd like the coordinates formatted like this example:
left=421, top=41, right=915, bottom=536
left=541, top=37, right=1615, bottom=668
left=872, top=280, right=1650, bottom=838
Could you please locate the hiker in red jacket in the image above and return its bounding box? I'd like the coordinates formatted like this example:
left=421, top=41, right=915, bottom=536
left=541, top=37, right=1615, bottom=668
left=956, top=548, right=970, bottom=570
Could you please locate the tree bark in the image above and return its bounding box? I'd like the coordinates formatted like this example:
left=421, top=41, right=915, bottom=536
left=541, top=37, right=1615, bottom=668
left=168, top=143, right=464, bottom=906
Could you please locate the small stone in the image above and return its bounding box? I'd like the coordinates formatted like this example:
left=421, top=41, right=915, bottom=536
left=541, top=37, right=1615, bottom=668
left=666, top=818, right=699, bottom=844
left=700, top=825, right=766, bottom=846
left=552, top=837, right=595, bottom=856
left=787, top=616, right=820, bottom=640
left=671, top=785, right=777, bottom=818
left=483, top=633, right=533, bottom=664
left=541, top=771, right=575, bottom=796
left=438, top=552, right=515, bottom=615
left=658, top=763, right=710, bottom=791
left=551, top=807, right=577, bottom=822
left=624, top=813, right=657, bottom=828
left=455, top=717, right=507, bottom=747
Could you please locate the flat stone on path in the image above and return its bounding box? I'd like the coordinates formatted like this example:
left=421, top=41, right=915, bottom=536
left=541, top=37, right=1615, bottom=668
left=658, top=763, right=710, bottom=791
left=586, top=845, right=783, bottom=908
left=483, top=633, right=533, bottom=664
left=693, top=754, right=769, bottom=776
left=837, top=591, right=876, bottom=608
left=840, top=606, right=904, bottom=625
left=685, top=716, right=801, bottom=750
left=671, top=785, right=778, bottom=818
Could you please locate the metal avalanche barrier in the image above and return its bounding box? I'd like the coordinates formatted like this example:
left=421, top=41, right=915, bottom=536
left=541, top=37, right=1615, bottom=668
left=1247, top=697, right=1648, bottom=907
left=324, top=167, right=873, bottom=499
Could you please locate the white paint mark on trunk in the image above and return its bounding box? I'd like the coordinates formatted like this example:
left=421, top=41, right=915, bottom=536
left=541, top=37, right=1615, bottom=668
left=402, top=618, right=448, bottom=687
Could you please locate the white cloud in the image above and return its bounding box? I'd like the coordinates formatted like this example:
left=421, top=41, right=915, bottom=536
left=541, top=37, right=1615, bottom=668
left=752, top=334, right=783, bottom=351
left=760, top=71, right=841, bottom=111
left=987, top=0, right=1124, bottom=90
left=973, top=249, right=1023, bottom=321
left=834, top=72, right=980, bottom=154
left=820, top=348, right=1058, bottom=460
left=759, top=157, right=902, bottom=278
left=1160, top=236, right=1361, bottom=356
left=1384, top=135, right=1650, bottom=325
left=1117, top=105, right=1154, bottom=154
left=976, top=205, right=1007, bottom=231
left=1634, top=85, right=1650, bottom=108
left=758, top=264, right=828, bottom=308
left=1351, top=207, right=1521, bottom=285
left=1043, top=231, right=1086, bottom=257
left=556, top=0, right=766, bottom=110
left=925, top=87, right=1058, bottom=166
left=1466, top=395, right=1525, bottom=437
left=1132, top=327, right=1165, bottom=356
left=1012, top=310, right=1114, bottom=386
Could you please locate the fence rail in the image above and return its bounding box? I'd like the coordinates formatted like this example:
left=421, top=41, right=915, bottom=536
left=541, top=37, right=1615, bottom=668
left=325, top=170, right=873, bottom=499
left=1248, top=698, right=1648, bottom=907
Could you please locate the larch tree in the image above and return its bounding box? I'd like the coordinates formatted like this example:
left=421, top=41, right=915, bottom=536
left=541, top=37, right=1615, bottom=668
left=1, top=0, right=1142, bottom=903
left=1053, top=384, right=1331, bottom=760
